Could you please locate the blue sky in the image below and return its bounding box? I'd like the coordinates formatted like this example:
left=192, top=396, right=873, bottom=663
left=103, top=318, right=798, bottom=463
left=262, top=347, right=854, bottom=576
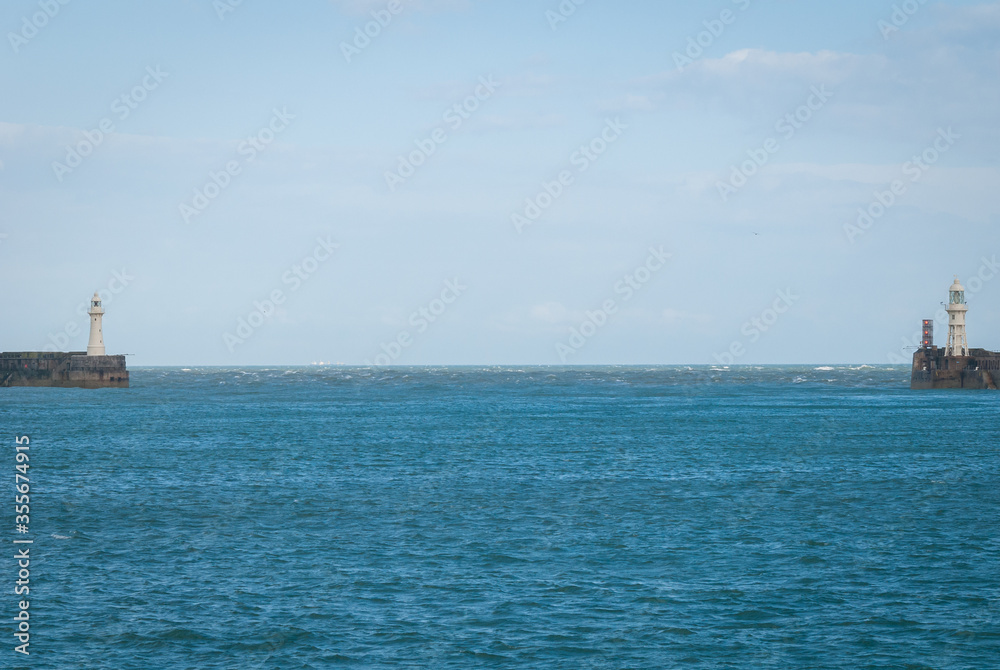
left=1, top=0, right=998, bottom=365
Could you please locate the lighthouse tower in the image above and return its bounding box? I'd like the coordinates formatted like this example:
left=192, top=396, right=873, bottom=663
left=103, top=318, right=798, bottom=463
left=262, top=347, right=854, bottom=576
left=945, top=276, right=969, bottom=357
left=87, top=292, right=106, bottom=356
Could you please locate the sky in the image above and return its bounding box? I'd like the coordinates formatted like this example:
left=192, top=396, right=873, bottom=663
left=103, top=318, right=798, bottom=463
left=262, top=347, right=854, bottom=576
left=1, top=0, right=998, bottom=366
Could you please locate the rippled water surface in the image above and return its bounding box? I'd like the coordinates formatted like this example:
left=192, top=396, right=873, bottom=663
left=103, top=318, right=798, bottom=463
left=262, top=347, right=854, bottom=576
left=2, top=366, right=999, bottom=668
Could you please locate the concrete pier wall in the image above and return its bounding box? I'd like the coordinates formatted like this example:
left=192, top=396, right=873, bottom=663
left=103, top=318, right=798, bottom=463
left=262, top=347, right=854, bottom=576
left=911, top=347, right=1000, bottom=390
left=0, top=352, right=129, bottom=388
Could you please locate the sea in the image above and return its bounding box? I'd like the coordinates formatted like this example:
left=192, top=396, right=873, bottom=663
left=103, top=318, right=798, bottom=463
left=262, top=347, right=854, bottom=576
left=2, top=366, right=998, bottom=669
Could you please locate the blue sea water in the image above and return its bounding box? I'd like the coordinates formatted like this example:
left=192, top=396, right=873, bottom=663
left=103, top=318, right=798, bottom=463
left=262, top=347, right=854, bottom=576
left=2, top=366, right=999, bottom=669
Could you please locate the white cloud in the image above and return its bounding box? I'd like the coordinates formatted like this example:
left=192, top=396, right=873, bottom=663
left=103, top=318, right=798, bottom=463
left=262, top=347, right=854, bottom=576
left=633, top=48, right=875, bottom=117
left=931, top=2, right=1000, bottom=36
left=0, top=122, right=29, bottom=143
left=696, top=48, right=865, bottom=81
left=616, top=4, right=1000, bottom=152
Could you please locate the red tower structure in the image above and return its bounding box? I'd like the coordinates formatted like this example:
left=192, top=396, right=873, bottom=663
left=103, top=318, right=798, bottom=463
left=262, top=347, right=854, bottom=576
left=921, top=320, right=934, bottom=349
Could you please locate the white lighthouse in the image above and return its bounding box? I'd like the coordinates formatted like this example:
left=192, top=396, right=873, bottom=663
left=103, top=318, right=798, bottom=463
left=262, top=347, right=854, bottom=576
left=945, top=276, right=969, bottom=357
left=87, top=292, right=106, bottom=356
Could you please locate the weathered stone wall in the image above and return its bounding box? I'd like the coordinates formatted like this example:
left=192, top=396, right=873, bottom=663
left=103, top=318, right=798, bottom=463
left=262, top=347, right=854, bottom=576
left=0, top=352, right=129, bottom=388
left=911, top=347, right=1000, bottom=390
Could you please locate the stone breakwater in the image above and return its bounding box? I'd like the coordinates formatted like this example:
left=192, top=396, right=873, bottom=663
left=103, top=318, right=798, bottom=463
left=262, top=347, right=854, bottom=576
left=911, top=347, right=1000, bottom=390
left=0, top=352, right=129, bottom=388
